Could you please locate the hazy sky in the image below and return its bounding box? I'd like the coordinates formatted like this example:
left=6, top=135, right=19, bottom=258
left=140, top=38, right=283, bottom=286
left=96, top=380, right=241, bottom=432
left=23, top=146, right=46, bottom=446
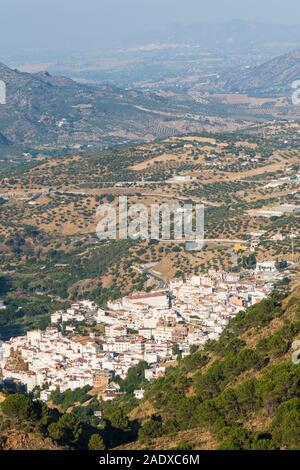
left=1, top=0, right=300, bottom=53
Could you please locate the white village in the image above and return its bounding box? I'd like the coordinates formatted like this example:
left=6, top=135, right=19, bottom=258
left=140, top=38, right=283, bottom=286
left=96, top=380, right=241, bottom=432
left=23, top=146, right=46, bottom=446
left=0, top=263, right=286, bottom=403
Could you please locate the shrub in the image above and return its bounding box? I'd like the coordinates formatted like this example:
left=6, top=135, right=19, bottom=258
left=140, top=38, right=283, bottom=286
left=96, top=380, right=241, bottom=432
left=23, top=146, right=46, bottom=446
left=271, top=398, right=300, bottom=449
left=88, top=434, right=106, bottom=450
left=1, top=393, right=37, bottom=421
left=48, top=413, right=83, bottom=445
left=138, top=416, right=163, bottom=442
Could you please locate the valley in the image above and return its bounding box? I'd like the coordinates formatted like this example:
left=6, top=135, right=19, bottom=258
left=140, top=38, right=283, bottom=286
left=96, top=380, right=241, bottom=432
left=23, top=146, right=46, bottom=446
left=0, top=12, right=300, bottom=454
left=0, top=122, right=299, bottom=339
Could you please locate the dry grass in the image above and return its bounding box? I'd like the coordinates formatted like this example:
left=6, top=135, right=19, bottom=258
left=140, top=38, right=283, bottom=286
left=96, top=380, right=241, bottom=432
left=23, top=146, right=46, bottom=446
left=116, top=428, right=218, bottom=450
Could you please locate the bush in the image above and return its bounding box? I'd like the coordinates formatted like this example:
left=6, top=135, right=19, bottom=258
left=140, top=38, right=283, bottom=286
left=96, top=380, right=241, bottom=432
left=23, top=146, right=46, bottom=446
left=48, top=413, right=83, bottom=445
left=256, top=363, right=300, bottom=413
left=116, top=361, right=148, bottom=394
left=181, top=351, right=209, bottom=372
left=138, top=416, right=163, bottom=442
left=1, top=393, right=37, bottom=421
left=88, top=434, right=106, bottom=450
left=218, top=426, right=254, bottom=450
left=50, top=386, right=92, bottom=410
left=271, top=398, right=300, bottom=449
left=107, top=408, right=129, bottom=430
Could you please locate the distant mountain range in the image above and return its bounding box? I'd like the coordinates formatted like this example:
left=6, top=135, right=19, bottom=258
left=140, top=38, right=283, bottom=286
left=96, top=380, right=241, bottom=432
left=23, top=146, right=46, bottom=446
left=1, top=47, right=299, bottom=160
left=129, top=20, right=300, bottom=51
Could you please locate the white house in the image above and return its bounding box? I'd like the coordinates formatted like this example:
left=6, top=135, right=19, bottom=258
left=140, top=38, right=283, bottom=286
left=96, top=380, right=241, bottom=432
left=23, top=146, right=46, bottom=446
left=134, top=389, right=145, bottom=400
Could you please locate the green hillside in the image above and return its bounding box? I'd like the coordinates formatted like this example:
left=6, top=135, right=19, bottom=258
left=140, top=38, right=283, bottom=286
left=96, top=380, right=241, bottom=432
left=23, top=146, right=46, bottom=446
left=116, top=287, right=300, bottom=450
left=1, top=287, right=300, bottom=450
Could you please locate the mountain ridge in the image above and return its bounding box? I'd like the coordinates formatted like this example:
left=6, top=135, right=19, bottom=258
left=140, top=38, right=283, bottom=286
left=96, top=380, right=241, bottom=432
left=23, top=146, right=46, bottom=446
left=128, top=20, right=300, bottom=50
left=219, top=49, right=300, bottom=96
left=0, top=63, right=220, bottom=156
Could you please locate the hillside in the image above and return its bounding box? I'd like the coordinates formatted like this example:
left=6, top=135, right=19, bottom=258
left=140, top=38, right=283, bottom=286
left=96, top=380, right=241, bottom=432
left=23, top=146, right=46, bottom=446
left=220, top=50, right=300, bottom=97
left=114, top=287, right=300, bottom=450
left=0, top=287, right=299, bottom=450
left=0, top=428, right=64, bottom=450
left=0, top=62, right=170, bottom=152
left=0, top=126, right=299, bottom=340
left=0, top=62, right=242, bottom=159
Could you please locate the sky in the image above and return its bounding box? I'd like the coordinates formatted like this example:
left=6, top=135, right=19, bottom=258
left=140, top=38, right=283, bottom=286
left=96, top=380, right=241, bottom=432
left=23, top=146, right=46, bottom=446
left=1, top=0, right=300, bottom=53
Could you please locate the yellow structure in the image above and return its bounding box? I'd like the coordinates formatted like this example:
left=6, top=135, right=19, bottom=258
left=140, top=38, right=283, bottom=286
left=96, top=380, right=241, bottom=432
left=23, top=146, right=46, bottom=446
left=234, top=244, right=247, bottom=252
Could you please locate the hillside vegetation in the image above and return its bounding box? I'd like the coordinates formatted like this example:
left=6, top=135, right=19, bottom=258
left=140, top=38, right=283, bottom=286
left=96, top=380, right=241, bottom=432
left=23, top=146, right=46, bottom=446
left=117, top=287, right=300, bottom=450
left=1, top=128, right=299, bottom=340
left=221, top=50, right=300, bottom=96
left=1, top=287, right=299, bottom=450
